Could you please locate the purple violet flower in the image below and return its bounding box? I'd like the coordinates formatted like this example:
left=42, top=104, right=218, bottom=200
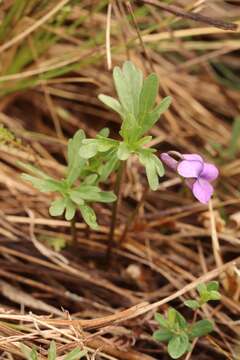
left=160, top=152, right=219, bottom=204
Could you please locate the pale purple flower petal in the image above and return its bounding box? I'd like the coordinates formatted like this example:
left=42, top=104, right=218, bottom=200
left=192, top=179, right=213, bottom=204
left=177, top=160, right=203, bottom=178
left=160, top=153, right=178, bottom=171
left=201, top=163, right=219, bottom=181
left=183, top=154, right=203, bottom=162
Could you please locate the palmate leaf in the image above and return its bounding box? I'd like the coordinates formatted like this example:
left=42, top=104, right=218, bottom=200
left=79, top=138, right=117, bottom=159
left=70, top=186, right=116, bottom=204
left=99, top=149, right=120, bottom=182
left=67, top=129, right=86, bottom=185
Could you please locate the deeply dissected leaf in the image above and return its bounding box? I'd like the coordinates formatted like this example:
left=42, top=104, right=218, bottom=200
left=139, top=73, right=158, bottom=122
left=113, top=61, right=142, bottom=116
left=168, top=333, right=189, bottom=359
left=67, top=129, right=86, bottom=185
left=79, top=204, right=98, bottom=230
left=140, top=96, right=171, bottom=135
left=22, top=174, right=65, bottom=193
left=190, top=320, right=214, bottom=339
left=98, top=94, right=123, bottom=116
left=65, top=200, right=77, bottom=221
left=99, top=150, right=120, bottom=182
left=139, top=150, right=159, bottom=191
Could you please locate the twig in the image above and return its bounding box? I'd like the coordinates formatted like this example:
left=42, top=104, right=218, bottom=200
left=120, top=189, right=149, bottom=245
left=135, top=0, right=238, bottom=31
left=106, top=2, right=112, bottom=70
left=106, top=161, right=125, bottom=264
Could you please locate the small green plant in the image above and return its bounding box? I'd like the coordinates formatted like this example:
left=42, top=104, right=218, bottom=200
left=20, top=341, right=87, bottom=360
left=153, top=282, right=221, bottom=359
left=21, top=129, right=116, bottom=230
left=184, top=281, right=221, bottom=310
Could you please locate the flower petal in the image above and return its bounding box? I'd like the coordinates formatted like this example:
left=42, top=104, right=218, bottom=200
left=177, top=160, right=203, bottom=178
left=201, top=163, right=219, bottom=181
left=192, top=179, right=213, bottom=204
left=160, top=153, right=178, bottom=171
left=183, top=154, right=203, bottom=162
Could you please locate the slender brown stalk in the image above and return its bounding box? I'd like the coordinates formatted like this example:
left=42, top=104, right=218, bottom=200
left=119, top=189, right=149, bottom=245
left=135, top=0, right=238, bottom=31
left=106, top=161, right=125, bottom=264
left=70, top=217, right=77, bottom=244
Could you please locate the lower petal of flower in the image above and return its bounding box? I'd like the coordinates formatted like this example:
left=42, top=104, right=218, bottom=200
left=192, top=179, right=213, bottom=204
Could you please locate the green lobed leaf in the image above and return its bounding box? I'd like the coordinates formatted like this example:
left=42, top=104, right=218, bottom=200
left=184, top=300, right=200, bottom=310
left=22, top=174, right=65, bottom=193
left=139, top=150, right=159, bottom=191
left=113, top=66, right=134, bottom=114
left=48, top=341, right=57, bottom=360
left=98, top=127, right=110, bottom=137
left=67, top=130, right=86, bottom=185
left=65, top=200, right=77, bottom=221
left=119, top=112, right=141, bottom=144
left=139, top=73, right=158, bottom=122
left=117, top=142, right=131, bottom=160
left=168, top=333, right=189, bottom=359
left=152, top=154, right=165, bottom=177
left=122, top=61, right=143, bottom=117
left=153, top=329, right=173, bottom=342
left=140, top=96, right=171, bottom=135
left=63, top=348, right=87, bottom=360
left=83, top=174, right=98, bottom=185
left=98, top=94, right=123, bottom=116
left=49, top=198, right=67, bottom=217
left=79, top=142, right=98, bottom=159
left=190, top=320, right=214, bottom=339
left=99, top=150, right=120, bottom=182
left=79, top=204, right=98, bottom=230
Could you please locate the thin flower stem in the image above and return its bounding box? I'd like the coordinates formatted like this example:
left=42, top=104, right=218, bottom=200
left=119, top=189, right=149, bottom=245
left=70, top=217, right=77, bottom=244
left=106, top=161, right=125, bottom=264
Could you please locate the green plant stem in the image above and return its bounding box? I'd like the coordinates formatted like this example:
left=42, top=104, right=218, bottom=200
left=106, top=161, right=125, bottom=264
left=119, top=189, right=149, bottom=245
left=71, top=217, right=77, bottom=244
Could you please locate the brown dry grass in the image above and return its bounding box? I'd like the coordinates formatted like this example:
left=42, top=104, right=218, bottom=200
left=0, top=1, right=240, bottom=359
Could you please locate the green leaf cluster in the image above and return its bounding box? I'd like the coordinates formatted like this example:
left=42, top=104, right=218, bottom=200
left=80, top=61, right=171, bottom=190
left=21, top=130, right=116, bottom=229
left=184, top=281, right=221, bottom=310
left=20, top=341, right=87, bottom=360
left=153, top=308, right=213, bottom=359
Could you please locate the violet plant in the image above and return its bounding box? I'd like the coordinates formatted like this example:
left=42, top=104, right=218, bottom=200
left=160, top=152, right=219, bottom=204
left=79, top=61, right=172, bottom=191
left=153, top=282, right=221, bottom=359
